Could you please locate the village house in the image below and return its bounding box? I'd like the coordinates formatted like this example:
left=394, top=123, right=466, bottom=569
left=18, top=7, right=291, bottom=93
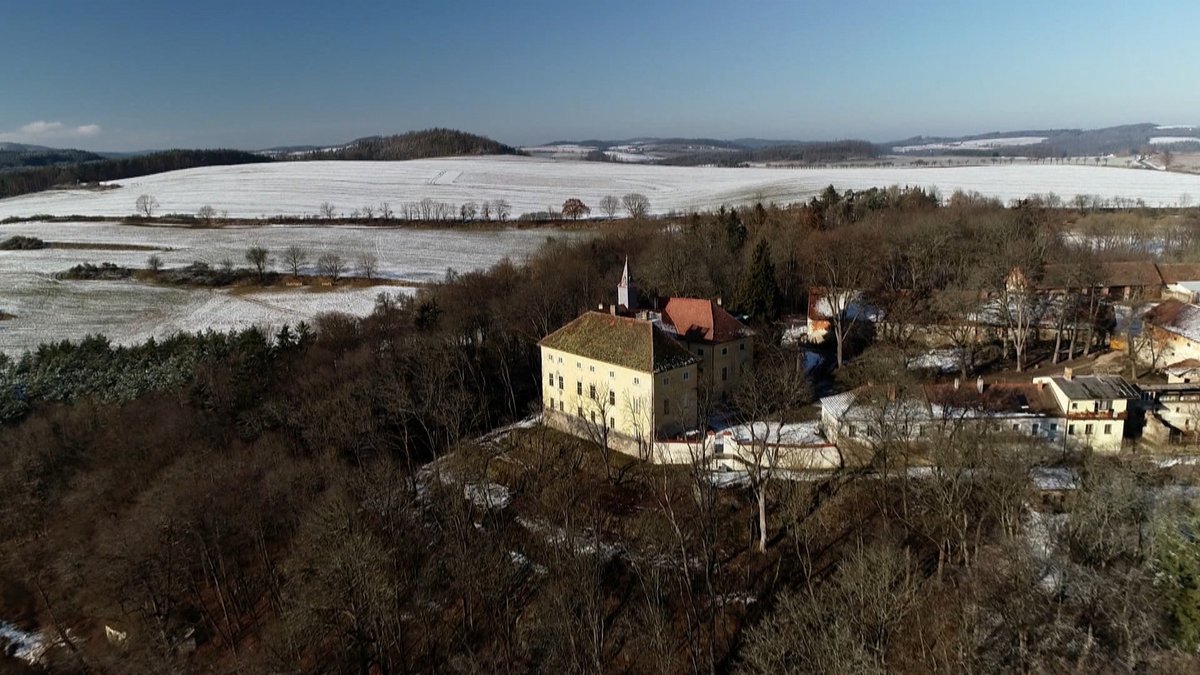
left=820, top=369, right=1139, bottom=454
left=539, top=260, right=754, bottom=458
left=1143, top=299, right=1200, bottom=365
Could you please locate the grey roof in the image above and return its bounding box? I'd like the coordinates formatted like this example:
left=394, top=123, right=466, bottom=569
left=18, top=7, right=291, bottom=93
left=1048, top=375, right=1140, bottom=400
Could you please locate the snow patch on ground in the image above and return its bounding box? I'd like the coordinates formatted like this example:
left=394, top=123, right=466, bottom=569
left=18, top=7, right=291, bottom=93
left=0, top=222, right=570, bottom=354
left=1149, top=136, right=1200, bottom=146
left=0, top=622, right=46, bottom=664
left=892, top=137, right=1047, bottom=153
left=907, top=348, right=961, bottom=373
left=464, top=482, right=512, bottom=510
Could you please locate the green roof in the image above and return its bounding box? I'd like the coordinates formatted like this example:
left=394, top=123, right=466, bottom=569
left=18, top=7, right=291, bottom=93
left=539, top=311, right=699, bottom=374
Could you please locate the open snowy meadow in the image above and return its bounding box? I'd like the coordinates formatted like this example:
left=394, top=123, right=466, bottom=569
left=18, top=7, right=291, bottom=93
left=2, top=155, right=1199, bottom=220
left=0, top=222, right=574, bottom=354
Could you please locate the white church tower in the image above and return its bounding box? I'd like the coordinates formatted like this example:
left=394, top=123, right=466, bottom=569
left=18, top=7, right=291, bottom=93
left=617, top=257, right=639, bottom=310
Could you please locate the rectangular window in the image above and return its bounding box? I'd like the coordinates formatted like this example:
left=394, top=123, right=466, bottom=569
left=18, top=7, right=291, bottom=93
left=558, top=376, right=564, bottom=390
left=609, top=391, right=616, bottom=406
left=589, top=365, right=595, bottom=372
left=1068, top=424, right=1076, bottom=435
left=1104, top=423, right=1112, bottom=435
left=698, top=348, right=704, bottom=356
left=559, top=400, right=564, bottom=411
left=721, top=347, right=728, bottom=356
left=663, top=375, right=670, bottom=385
left=548, top=373, right=554, bottom=386
left=591, top=411, right=596, bottom=423
left=739, top=342, right=746, bottom=352
left=683, top=371, right=690, bottom=381
left=577, top=406, right=583, bottom=417
left=577, top=361, right=581, bottom=369
left=1012, top=423, right=1019, bottom=432
left=589, top=384, right=596, bottom=399
left=610, top=417, right=615, bottom=428
left=577, top=381, right=582, bottom=395
left=1050, top=423, right=1058, bottom=432
left=1032, top=423, right=1040, bottom=435
left=634, top=377, right=640, bottom=385
left=609, top=370, right=614, bottom=378
left=1085, top=423, right=1094, bottom=435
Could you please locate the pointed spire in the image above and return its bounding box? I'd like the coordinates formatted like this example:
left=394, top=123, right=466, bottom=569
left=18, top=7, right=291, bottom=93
left=618, top=256, right=639, bottom=310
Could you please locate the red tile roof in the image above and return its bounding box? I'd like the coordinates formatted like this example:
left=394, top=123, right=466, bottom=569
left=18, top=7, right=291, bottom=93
left=661, top=298, right=750, bottom=343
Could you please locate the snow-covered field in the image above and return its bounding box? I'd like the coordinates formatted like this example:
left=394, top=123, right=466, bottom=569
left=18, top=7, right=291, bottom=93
left=1150, top=136, right=1200, bottom=146
left=2, top=156, right=1200, bottom=219
left=892, top=136, right=1048, bottom=153
left=0, top=222, right=573, bottom=354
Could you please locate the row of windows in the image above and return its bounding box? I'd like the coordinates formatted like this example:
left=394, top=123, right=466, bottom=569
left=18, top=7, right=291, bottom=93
left=695, top=343, right=747, bottom=357
left=843, top=420, right=1114, bottom=438
left=546, top=396, right=620, bottom=429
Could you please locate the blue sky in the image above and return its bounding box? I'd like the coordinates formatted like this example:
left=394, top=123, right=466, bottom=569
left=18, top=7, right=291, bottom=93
left=2, top=0, right=1198, bottom=150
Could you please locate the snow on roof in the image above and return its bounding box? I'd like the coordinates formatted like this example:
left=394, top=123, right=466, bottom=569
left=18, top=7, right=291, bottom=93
left=1145, top=299, right=1200, bottom=344
left=1043, top=374, right=1140, bottom=401
left=819, top=391, right=857, bottom=421
left=1165, top=359, right=1200, bottom=375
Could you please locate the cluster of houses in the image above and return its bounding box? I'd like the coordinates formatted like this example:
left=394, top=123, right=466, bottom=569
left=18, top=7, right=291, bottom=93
left=538, top=260, right=1200, bottom=472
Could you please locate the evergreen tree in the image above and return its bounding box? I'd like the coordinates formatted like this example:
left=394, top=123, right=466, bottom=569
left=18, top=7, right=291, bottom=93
left=734, top=240, right=781, bottom=321
left=719, top=205, right=747, bottom=251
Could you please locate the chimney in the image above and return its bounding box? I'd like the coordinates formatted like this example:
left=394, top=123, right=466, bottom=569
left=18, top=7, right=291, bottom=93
left=976, top=376, right=985, bottom=394
left=610, top=304, right=617, bottom=316
left=598, top=303, right=605, bottom=311
left=1063, top=367, right=1073, bottom=381
left=716, top=297, right=723, bottom=307
left=953, top=377, right=960, bottom=390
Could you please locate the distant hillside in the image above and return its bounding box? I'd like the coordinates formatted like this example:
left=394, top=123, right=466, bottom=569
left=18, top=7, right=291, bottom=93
left=0, top=146, right=104, bottom=172
left=886, top=123, right=1200, bottom=157
left=0, top=149, right=271, bottom=200
left=306, top=128, right=522, bottom=161
left=661, top=140, right=879, bottom=166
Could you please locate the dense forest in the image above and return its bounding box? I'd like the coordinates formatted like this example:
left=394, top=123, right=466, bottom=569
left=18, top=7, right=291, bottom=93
left=0, top=150, right=270, bottom=200
left=661, top=140, right=879, bottom=166
left=2, top=192, right=1200, bottom=672
left=0, top=147, right=103, bottom=173
left=307, top=128, right=523, bottom=161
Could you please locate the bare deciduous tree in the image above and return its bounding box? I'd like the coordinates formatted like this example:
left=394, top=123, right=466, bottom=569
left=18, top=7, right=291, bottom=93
left=135, top=194, right=159, bottom=218
left=622, top=193, right=650, bottom=219
left=357, top=251, right=379, bottom=280
left=283, top=245, right=308, bottom=277
left=197, top=204, right=217, bottom=224
left=317, top=252, right=345, bottom=282
left=147, top=254, right=163, bottom=272
left=460, top=201, right=478, bottom=221
left=318, top=202, right=337, bottom=220
left=245, top=246, right=270, bottom=283
left=599, top=195, right=620, bottom=219
left=493, top=199, right=511, bottom=222
left=732, top=346, right=813, bottom=552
